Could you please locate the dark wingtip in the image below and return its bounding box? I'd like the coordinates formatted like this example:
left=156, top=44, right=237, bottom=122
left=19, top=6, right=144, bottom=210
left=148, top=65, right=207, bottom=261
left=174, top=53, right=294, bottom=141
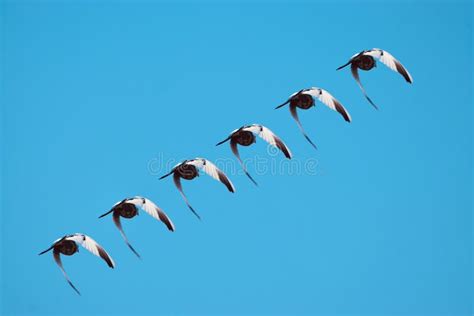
left=159, top=171, right=174, bottom=180
left=336, top=61, right=351, bottom=71
left=188, top=205, right=202, bottom=220
left=304, top=135, right=318, bottom=150
left=245, top=171, right=258, bottom=187
left=160, top=215, right=175, bottom=232
left=275, top=104, right=285, bottom=110
left=128, top=244, right=141, bottom=259
left=68, top=280, right=81, bottom=296
left=367, top=97, right=378, bottom=110
left=38, top=247, right=52, bottom=256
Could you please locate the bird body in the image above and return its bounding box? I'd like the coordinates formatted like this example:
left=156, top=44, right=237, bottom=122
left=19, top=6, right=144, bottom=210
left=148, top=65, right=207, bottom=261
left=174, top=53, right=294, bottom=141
left=276, top=87, right=351, bottom=149
left=159, top=158, right=235, bottom=219
left=98, top=196, right=175, bottom=258
left=337, top=48, right=413, bottom=108
left=38, top=233, right=115, bottom=295
left=216, top=124, right=292, bottom=186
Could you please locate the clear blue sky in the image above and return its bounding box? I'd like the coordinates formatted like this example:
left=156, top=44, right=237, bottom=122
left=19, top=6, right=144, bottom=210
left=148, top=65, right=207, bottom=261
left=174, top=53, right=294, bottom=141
left=1, top=1, right=472, bottom=315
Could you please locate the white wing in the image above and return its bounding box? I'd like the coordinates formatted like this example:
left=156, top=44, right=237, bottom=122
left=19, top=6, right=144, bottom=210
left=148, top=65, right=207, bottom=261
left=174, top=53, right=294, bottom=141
left=187, top=159, right=235, bottom=192
left=302, top=88, right=352, bottom=122
left=66, top=234, right=115, bottom=268
left=242, top=124, right=292, bottom=159
left=127, top=196, right=175, bottom=231
left=364, top=49, right=413, bottom=83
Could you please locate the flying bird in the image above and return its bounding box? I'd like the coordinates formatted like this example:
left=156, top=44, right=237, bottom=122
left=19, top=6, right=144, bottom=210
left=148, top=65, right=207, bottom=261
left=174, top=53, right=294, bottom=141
left=336, top=48, right=413, bottom=109
left=98, top=196, right=175, bottom=258
left=38, top=233, right=115, bottom=295
left=159, top=158, right=235, bottom=219
left=216, top=124, right=292, bottom=185
left=275, top=87, right=351, bottom=149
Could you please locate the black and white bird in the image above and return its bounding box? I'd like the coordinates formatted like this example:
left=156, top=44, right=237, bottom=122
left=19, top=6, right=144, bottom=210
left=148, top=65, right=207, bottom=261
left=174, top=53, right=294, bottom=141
left=216, top=124, right=292, bottom=185
left=38, top=233, right=115, bottom=295
left=98, top=196, right=175, bottom=258
left=337, top=48, right=413, bottom=109
left=275, top=87, right=351, bottom=149
left=159, top=158, right=235, bottom=220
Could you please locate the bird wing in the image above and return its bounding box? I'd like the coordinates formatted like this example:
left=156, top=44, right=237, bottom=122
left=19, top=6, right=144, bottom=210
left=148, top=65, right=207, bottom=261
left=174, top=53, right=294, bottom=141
left=303, top=88, right=352, bottom=122
left=127, top=197, right=175, bottom=231
left=65, top=234, right=115, bottom=268
left=275, top=90, right=303, bottom=109
left=243, top=125, right=292, bottom=159
left=351, top=63, right=378, bottom=109
left=289, top=105, right=317, bottom=149
left=365, top=49, right=413, bottom=83
left=112, top=212, right=141, bottom=258
left=39, top=236, right=65, bottom=255
left=186, top=159, right=235, bottom=193
left=230, top=139, right=258, bottom=186
left=98, top=199, right=125, bottom=218
left=216, top=128, right=240, bottom=145
left=173, top=172, right=201, bottom=219
left=53, top=251, right=81, bottom=295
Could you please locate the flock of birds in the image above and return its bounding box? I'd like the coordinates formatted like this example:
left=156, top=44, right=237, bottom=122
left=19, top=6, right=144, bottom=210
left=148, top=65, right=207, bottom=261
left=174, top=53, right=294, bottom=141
left=39, top=48, right=413, bottom=295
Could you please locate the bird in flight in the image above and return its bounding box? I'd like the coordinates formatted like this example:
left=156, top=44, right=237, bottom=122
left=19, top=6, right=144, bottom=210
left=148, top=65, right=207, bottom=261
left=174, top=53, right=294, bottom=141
left=336, top=48, right=413, bottom=109
left=276, top=87, right=351, bottom=149
left=216, top=124, right=292, bottom=185
left=38, top=233, right=115, bottom=295
left=98, top=196, right=175, bottom=258
left=159, top=158, right=235, bottom=220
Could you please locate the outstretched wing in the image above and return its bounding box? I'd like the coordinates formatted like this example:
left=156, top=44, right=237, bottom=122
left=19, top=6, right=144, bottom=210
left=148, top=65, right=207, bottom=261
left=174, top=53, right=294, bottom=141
left=187, top=159, right=235, bottom=193
left=173, top=172, right=201, bottom=219
left=275, top=90, right=303, bottom=109
left=289, top=105, right=318, bottom=150
left=127, top=197, right=175, bottom=231
left=66, top=234, right=115, bottom=268
left=230, top=139, right=258, bottom=186
left=243, top=125, right=292, bottom=159
left=351, top=63, right=378, bottom=109
left=113, top=212, right=141, bottom=258
left=365, top=49, right=413, bottom=83
left=98, top=199, right=125, bottom=218
left=337, top=51, right=364, bottom=70
left=216, top=128, right=240, bottom=146
left=303, top=88, right=352, bottom=122
left=53, top=251, right=81, bottom=295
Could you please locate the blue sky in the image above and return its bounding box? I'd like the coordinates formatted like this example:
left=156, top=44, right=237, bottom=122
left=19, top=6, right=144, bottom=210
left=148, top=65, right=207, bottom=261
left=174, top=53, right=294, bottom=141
left=1, top=1, right=472, bottom=315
